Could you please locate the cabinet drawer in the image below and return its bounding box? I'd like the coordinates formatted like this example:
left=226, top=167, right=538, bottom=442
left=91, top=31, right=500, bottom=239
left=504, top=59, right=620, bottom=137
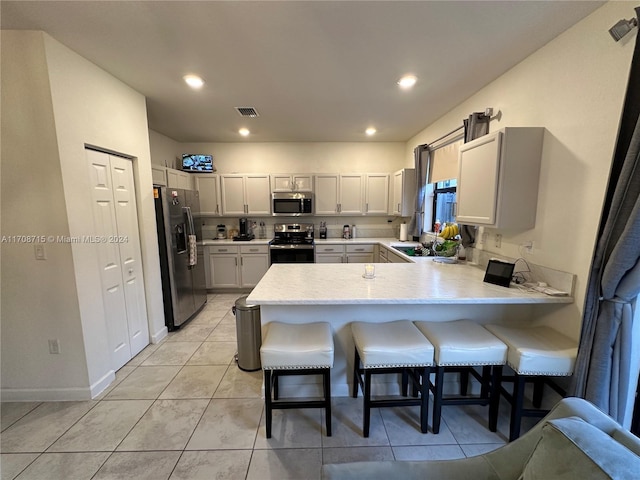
left=240, top=244, right=268, bottom=254
left=315, top=244, right=345, bottom=253
left=346, top=244, right=374, bottom=253
left=208, top=245, right=238, bottom=254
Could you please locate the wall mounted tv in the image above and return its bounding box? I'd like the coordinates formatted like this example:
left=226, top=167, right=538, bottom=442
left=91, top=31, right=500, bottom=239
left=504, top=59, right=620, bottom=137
left=182, top=154, right=214, bottom=172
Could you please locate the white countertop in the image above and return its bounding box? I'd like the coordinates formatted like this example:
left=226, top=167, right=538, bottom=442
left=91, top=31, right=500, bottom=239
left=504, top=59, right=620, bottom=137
left=247, top=261, right=573, bottom=306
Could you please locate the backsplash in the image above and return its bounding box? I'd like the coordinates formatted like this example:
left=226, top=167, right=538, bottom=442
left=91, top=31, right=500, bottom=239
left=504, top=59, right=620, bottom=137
left=201, top=217, right=406, bottom=240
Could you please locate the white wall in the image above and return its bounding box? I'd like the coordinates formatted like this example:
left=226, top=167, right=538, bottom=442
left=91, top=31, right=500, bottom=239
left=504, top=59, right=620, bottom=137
left=1, top=31, right=166, bottom=400
left=177, top=141, right=407, bottom=174
left=1, top=31, right=90, bottom=398
left=149, top=129, right=181, bottom=168
left=406, top=2, right=635, bottom=339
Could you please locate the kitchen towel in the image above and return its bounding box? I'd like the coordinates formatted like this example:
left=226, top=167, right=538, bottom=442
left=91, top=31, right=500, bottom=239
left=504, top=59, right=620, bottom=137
left=188, top=234, right=197, bottom=266
left=400, top=224, right=408, bottom=241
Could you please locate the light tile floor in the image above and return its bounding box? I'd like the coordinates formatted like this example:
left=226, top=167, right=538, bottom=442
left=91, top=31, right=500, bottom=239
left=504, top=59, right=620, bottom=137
left=1, top=293, right=539, bottom=480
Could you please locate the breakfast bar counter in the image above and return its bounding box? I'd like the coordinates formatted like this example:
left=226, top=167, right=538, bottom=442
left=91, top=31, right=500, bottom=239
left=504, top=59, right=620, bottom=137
left=246, top=261, right=573, bottom=397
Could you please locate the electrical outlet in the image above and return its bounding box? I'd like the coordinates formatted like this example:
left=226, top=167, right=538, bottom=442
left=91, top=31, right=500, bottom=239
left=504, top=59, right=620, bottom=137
left=34, top=244, right=46, bottom=260
left=495, top=234, right=502, bottom=248
left=48, top=339, right=60, bottom=354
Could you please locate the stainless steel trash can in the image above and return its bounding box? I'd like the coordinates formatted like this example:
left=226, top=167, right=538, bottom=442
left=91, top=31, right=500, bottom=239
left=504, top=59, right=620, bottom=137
left=232, top=295, right=262, bottom=371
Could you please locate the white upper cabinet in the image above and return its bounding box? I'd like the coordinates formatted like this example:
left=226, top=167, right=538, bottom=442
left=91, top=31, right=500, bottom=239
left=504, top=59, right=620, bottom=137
left=314, top=174, right=364, bottom=215
left=151, top=165, right=167, bottom=186
left=195, top=174, right=220, bottom=215
left=364, top=174, right=389, bottom=215
left=392, top=168, right=416, bottom=216
left=339, top=174, right=364, bottom=214
left=166, top=168, right=193, bottom=190
left=456, top=127, right=543, bottom=229
left=220, top=174, right=271, bottom=216
left=314, top=174, right=340, bottom=215
left=271, top=174, right=313, bottom=192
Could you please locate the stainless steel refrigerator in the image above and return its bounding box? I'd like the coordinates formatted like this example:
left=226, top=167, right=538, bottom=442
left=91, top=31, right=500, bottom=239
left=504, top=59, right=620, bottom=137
left=154, top=186, right=207, bottom=330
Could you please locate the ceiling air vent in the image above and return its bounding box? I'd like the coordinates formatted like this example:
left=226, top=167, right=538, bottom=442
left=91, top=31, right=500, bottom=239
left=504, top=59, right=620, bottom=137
left=235, top=107, right=259, bottom=118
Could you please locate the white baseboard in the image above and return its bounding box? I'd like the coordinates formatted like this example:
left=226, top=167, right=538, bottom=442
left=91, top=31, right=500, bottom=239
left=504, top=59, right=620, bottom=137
left=151, top=325, right=168, bottom=344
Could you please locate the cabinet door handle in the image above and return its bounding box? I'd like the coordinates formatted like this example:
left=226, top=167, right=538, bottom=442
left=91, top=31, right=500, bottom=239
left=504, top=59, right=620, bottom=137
left=325, top=248, right=334, bottom=252
left=235, top=258, right=238, bottom=266
left=249, top=248, right=259, bottom=252
left=397, top=203, right=401, bottom=212
left=355, top=248, right=364, bottom=251
left=219, top=249, right=227, bottom=252
left=366, top=203, right=369, bottom=212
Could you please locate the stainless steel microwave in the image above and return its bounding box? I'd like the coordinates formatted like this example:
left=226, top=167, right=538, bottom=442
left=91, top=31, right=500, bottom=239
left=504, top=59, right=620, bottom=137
left=272, top=192, right=314, bottom=216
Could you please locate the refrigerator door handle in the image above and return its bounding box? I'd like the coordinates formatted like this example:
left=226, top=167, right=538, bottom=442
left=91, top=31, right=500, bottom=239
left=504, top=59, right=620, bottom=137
left=184, top=206, right=196, bottom=237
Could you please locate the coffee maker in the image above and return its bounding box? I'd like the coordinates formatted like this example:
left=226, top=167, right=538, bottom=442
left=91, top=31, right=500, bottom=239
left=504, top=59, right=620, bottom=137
left=234, top=217, right=255, bottom=241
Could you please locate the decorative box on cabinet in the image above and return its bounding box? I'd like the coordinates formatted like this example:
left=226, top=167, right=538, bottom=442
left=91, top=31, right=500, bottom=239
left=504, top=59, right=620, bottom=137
left=456, top=127, right=543, bottom=229
left=392, top=169, right=416, bottom=216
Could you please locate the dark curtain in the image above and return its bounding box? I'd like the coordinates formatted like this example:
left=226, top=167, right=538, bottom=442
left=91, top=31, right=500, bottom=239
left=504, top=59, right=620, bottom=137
left=408, top=144, right=429, bottom=238
left=572, top=8, right=640, bottom=426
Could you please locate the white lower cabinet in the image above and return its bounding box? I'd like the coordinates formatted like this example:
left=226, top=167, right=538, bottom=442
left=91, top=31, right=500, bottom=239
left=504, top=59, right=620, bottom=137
left=346, top=244, right=374, bottom=263
left=315, top=243, right=374, bottom=263
left=315, top=244, right=344, bottom=263
left=378, top=245, right=410, bottom=263
left=206, top=244, right=269, bottom=288
left=239, top=245, right=270, bottom=287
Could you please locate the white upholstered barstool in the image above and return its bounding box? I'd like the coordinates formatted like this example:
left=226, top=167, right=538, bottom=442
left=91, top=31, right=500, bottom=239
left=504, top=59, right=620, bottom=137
left=351, top=320, right=434, bottom=437
left=260, top=321, right=334, bottom=438
left=485, top=324, right=578, bottom=441
left=414, top=320, right=507, bottom=434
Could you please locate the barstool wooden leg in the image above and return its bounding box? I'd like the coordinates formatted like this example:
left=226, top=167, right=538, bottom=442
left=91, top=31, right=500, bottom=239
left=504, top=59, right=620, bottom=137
left=273, top=371, right=279, bottom=400
left=352, top=350, right=360, bottom=398
left=364, top=370, right=372, bottom=437
left=324, top=368, right=332, bottom=436
left=510, top=374, right=526, bottom=441
left=460, top=369, right=470, bottom=396
left=420, top=366, right=430, bottom=433
left=264, top=369, right=273, bottom=439
left=488, top=365, right=502, bottom=432
left=432, top=365, right=445, bottom=434
left=480, top=366, right=491, bottom=399
left=401, top=370, right=409, bottom=396
left=533, top=378, right=544, bottom=408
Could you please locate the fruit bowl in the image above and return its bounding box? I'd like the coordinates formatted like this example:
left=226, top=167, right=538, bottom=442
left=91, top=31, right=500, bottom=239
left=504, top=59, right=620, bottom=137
left=433, top=240, right=459, bottom=257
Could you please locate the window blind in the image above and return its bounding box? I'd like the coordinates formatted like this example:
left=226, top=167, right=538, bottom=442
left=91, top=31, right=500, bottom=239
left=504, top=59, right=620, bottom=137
left=428, top=138, right=463, bottom=184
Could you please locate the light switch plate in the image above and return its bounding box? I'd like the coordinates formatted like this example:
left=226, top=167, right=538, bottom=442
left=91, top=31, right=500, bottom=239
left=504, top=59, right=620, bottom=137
left=34, top=244, right=46, bottom=260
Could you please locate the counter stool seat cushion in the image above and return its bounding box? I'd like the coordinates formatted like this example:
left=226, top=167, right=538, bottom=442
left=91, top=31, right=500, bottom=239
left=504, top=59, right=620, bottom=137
left=352, top=320, right=434, bottom=368
left=484, top=325, right=577, bottom=376
left=414, top=320, right=507, bottom=366
left=261, top=321, right=334, bottom=370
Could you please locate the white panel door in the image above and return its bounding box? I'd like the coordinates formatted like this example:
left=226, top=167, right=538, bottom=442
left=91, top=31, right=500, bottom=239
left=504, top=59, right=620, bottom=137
left=220, top=175, right=246, bottom=215
left=87, top=150, right=131, bottom=370
left=109, top=155, right=150, bottom=359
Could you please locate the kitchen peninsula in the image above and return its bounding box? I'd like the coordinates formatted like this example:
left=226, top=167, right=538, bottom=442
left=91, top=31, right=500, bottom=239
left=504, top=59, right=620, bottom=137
left=246, top=255, right=574, bottom=397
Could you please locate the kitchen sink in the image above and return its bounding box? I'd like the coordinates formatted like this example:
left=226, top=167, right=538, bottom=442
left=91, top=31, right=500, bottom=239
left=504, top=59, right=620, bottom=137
left=392, top=245, right=419, bottom=256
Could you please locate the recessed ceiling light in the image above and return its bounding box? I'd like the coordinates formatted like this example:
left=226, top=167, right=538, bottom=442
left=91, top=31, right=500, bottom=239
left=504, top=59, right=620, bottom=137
left=397, top=75, right=417, bottom=89
left=365, top=127, right=377, bottom=136
left=183, top=75, right=204, bottom=89
left=239, top=128, right=250, bottom=136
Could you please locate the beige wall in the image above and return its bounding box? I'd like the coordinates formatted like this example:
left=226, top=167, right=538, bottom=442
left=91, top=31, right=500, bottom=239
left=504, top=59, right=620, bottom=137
left=1, top=31, right=166, bottom=400
left=406, top=2, right=635, bottom=338
left=173, top=141, right=407, bottom=174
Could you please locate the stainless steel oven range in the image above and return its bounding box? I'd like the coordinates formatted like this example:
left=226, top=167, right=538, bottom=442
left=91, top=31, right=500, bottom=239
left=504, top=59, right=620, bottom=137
left=269, top=223, right=315, bottom=264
